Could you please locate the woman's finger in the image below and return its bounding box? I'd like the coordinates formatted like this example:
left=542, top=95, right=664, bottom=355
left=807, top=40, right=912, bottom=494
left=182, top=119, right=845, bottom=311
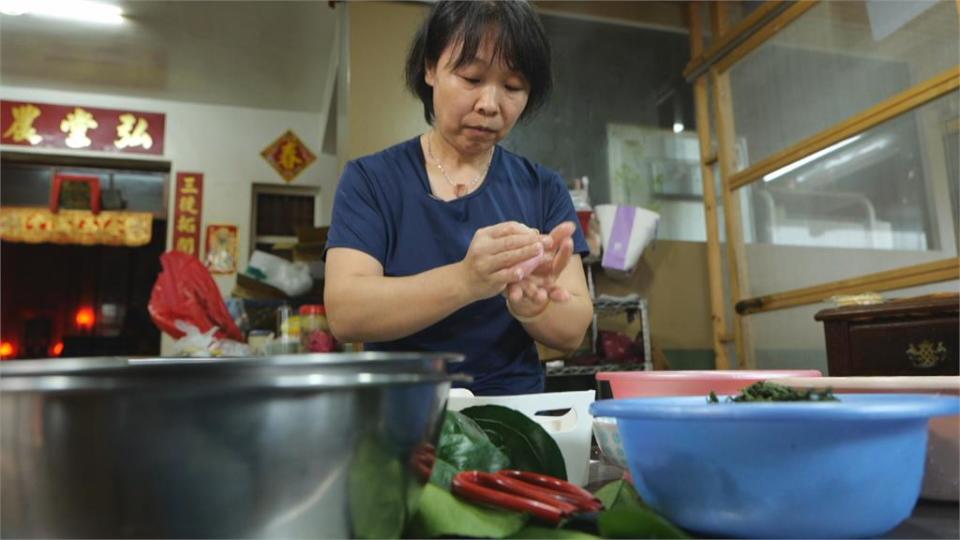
left=488, top=231, right=540, bottom=255
left=486, top=221, right=534, bottom=238
left=520, top=278, right=540, bottom=299
left=506, top=282, right=524, bottom=303
left=491, top=265, right=524, bottom=285
left=488, top=242, right=543, bottom=275
left=539, top=234, right=555, bottom=251
left=547, top=221, right=576, bottom=246
left=551, top=237, right=574, bottom=277
left=548, top=286, right=571, bottom=303
left=535, top=287, right=549, bottom=304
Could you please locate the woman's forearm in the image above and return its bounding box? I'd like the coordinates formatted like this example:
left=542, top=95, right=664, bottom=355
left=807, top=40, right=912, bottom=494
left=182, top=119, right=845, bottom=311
left=325, top=262, right=474, bottom=343
left=520, top=293, right=593, bottom=352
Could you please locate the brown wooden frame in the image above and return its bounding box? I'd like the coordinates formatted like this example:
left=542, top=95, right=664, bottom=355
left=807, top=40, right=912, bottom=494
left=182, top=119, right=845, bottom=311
left=712, top=1, right=819, bottom=74
left=688, top=2, right=732, bottom=369
left=736, top=258, right=960, bottom=315
left=710, top=2, right=756, bottom=367
left=683, top=1, right=787, bottom=81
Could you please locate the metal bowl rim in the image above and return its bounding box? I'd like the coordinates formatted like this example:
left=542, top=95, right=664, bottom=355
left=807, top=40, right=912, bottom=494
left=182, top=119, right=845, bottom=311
left=0, top=369, right=471, bottom=392
left=0, top=352, right=465, bottom=378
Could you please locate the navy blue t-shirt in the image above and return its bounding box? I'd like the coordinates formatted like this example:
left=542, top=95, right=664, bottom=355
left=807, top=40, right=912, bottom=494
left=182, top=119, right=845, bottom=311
left=326, top=136, right=588, bottom=395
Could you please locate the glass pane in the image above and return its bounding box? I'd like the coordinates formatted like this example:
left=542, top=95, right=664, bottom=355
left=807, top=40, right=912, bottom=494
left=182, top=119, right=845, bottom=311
left=607, top=124, right=705, bottom=241
left=749, top=280, right=959, bottom=374
left=729, top=0, right=959, bottom=168
left=742, top=94, right=958, bottom=297
left=741, top=91, right=958, bottom=255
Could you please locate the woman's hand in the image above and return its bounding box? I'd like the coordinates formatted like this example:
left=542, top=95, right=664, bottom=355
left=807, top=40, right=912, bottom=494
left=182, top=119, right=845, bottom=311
left=505, top=221, right=577, bottom=318
left=460, top=221, right=544, bottom=301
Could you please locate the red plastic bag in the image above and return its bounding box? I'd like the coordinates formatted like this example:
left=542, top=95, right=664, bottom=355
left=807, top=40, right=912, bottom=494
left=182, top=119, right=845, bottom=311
left=599, top=330, right=644, bottom=364
left=148, top=251, right=244, bottom=342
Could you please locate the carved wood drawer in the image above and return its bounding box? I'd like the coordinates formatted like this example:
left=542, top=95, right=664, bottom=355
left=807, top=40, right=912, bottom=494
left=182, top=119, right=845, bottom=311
left=815, top=294, right=959, bottom=377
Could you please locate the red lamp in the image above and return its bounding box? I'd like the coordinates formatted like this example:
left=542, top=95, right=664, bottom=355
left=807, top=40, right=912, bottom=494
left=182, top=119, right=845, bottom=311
left=75, top=307, right=96, bottom=329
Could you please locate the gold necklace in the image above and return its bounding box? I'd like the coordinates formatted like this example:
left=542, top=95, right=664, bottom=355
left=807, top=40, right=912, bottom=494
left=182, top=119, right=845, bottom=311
left=427, top=131, right=493, bottom=198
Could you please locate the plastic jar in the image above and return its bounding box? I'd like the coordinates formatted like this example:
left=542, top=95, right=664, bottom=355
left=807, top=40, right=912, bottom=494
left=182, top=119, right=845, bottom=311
left=299, top=305, right=334, bottom=352
left=276, top=305, right=301, bottom=354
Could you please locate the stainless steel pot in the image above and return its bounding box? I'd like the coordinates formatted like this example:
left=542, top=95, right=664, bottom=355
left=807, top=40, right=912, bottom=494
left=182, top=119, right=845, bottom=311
left=0, top=353, right=465, bottom=538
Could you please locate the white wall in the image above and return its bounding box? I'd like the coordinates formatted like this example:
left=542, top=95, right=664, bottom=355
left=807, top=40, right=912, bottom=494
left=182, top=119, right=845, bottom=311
left=344, top=1, right=429, bottom=162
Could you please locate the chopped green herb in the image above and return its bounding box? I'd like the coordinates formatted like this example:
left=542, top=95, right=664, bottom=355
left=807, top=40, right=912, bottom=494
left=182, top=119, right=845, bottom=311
left=709, top=381, right=839, bottom=403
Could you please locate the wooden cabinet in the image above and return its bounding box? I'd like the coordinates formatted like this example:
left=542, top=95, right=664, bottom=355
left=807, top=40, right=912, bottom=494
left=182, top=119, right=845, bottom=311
left=814, top=294, right=959, bottom=376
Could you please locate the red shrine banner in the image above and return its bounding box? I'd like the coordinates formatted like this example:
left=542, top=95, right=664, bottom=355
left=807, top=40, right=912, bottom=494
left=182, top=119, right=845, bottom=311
left=1, top=100, right=165, bottom=156
left=172, top=173, right=204, bottom=257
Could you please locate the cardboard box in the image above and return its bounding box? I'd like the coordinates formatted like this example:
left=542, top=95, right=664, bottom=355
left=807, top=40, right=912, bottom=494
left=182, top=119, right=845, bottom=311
left=231, top=273, right=288, bottom=300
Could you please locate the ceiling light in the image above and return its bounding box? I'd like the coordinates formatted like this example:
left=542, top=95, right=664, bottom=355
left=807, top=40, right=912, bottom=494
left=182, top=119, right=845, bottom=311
left=0, top=0, right=124, bottom=24
left=763, top=135, right=862, bottom=182
left=672, top=122, right=685, bottom=134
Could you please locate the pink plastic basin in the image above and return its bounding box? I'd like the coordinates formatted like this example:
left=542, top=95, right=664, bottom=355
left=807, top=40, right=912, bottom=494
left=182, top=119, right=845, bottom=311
left=595, top=370, right=823, bottom=398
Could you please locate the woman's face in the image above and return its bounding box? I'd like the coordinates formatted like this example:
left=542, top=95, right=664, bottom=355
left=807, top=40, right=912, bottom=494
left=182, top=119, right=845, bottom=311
left=425, top=32, right=530, bottom=156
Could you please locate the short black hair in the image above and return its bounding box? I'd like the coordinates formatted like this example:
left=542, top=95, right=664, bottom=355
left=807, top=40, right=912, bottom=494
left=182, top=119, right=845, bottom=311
left=404, top=0, right=552, bottom=125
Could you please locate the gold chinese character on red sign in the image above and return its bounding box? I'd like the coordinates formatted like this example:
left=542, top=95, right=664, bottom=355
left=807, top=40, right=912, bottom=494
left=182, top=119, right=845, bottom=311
left=279, top=140, right=303, bottom=171
left=2, top=104, right=43, bottom=145
left=180, top=176, right=199, bottom=194
left=176, top=214, right=197, bottom=234
left=114, top=113, right=153, bottom=150
left=178, top=194, right=199, bottom=215
left=60, top=107, right=98, bottom=149
left=175, top=237, right=196, bottom=254
left=261, top=130, right=316, bottom=182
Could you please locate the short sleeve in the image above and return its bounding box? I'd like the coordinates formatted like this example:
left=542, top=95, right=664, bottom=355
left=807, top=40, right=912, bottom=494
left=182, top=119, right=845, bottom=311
left=541, top=169, right=590, bottom=256
left=324, top=161, right=389, bottom=265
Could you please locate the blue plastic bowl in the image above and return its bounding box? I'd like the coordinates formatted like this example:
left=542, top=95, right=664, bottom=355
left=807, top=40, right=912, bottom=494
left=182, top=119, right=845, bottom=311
left=590, top=394, right=960, bottom=539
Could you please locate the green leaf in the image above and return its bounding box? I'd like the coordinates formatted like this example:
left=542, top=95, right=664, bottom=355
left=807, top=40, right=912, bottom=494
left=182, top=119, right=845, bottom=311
left=593, top=480, right=646, bottom=512
left=432, top=410, right=511, bottom=489
left=405, top=483, right=528, bottom=539
left=722, top=380, right=839, bottom=402
left=461, top=405, right=567, bottom=480
left=510, top=525, right=601, bottom=539
left=597, top=508, right=689, bottom=539
left=349, top=435, right=407, bottom=539
left=428, top=457, right=459, bottom=491
left=591, top=481, right=687, bottom=539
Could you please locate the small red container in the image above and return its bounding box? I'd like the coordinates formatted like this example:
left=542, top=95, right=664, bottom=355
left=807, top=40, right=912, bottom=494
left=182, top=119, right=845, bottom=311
left=299, top=304, right=335, bottom=352
left=575, top=210, right=592, bottom=236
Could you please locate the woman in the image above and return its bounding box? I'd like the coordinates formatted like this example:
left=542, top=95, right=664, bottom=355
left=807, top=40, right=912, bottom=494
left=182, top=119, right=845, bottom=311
left=324, top=0, right=592, bottom=395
